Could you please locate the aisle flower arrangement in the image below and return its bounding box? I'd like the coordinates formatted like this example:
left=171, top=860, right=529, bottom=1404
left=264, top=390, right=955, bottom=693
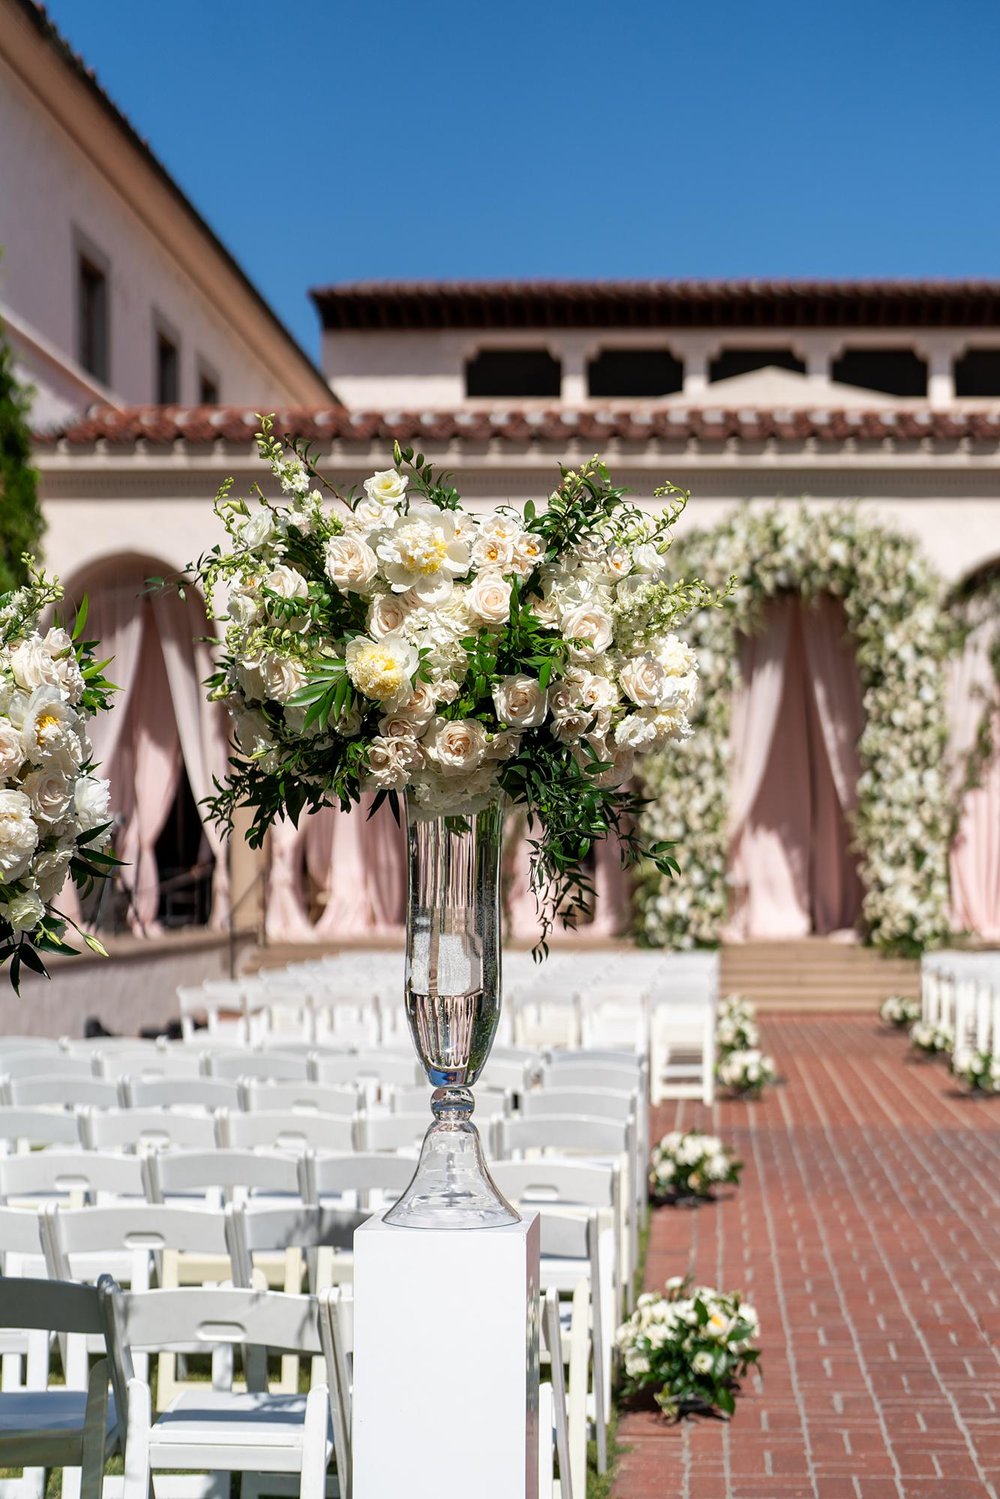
left=636, top=505, right=952, bottom=954
left=616, top=1275, right=761, bottom=1418
left=0, top=564, right=116, bottom=987
left=717, top=993, right=760, bottom=1051
left=717, top=1048, right=776, bottom=1097
left=909, top=1020, right=954, bottom=1057
left=880, top=995, right=921, bottom=1029
left=189, top=418, right=729, bottom=949
left=952, top=1049, right=1000, bottom=1094
left=649, top=1129, right=742, bottom=1203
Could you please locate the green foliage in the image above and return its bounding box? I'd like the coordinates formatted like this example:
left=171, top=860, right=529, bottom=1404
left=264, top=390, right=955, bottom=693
left=0, top=321, right=44, bottom=591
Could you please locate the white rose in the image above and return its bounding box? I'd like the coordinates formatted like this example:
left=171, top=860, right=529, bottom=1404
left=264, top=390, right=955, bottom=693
left=228, top=587, right=261, bottom=629
left=367, top=734, right=423, bottom=791
left=264, top=564, right=309, bottom=600
left=21, top=768, right=72, bottom=826
left=0, top=724, right=23, bottom=779
left=0, top=789, right=39, bottom=881
left=614, top=712, right=658, bottom=750
left=423, top=717, right=487, bottom=775
left=561, top=602, right=613, bottom=661
left=73, top=775, right=112, bottom=834
left=692, top=1351, right=715, bottom=1376
left=467, top=571, right=512, bottom=626
left=394, top=682, right=437, bottom=727
left=9, top=638, right=59, bottom=693
left=485, top=729, right=521, bottom=760
left=43, top=628, right=85, bottom=705
left=368, top=592, right=409, bottom=638
left=236, top=510, right=274, bottom=549
left=364, top=469, right=408, bottom=504
left=35, top=845, right=73, bottom=903
left=260, top=654, right=305, bottom=703
left=619, top=654, right=672, bottom=709
left=326, top=535, right=379, bottom=594
left=5, top=889, right=44, bottom=934
left=235, top=658, right=267, bottom=702
left=492, top=674, right=548, bottom=729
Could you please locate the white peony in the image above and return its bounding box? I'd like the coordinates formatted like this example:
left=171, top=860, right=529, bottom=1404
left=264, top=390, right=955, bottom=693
left=9, top=637, right=60, bottom=693
left=0, top=789, right=39, bottom=881
left=375, top=507, right=470, bottom=602
left=492, top=674, right=548, bottom=729
left=468, top=571, right=512, bottom=626
left=20, top=687, right=82, bottom=772
left=345, top=632, right=418, bottom=708
left=326, top=535, right=379, bottom=594
left=422, top=717, right=487, bottom=775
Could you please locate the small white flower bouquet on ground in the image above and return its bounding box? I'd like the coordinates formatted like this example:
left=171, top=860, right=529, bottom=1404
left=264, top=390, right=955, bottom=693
left=186, top=417, right=731, bottom=949
left=0, top=564, right=116, bottom=988
left=952, top=1049, right=1000, bottom=1094
left=615, top=1274, right=761, bottom=1419
left=908, top=1020, right=954, bottom=1057
left=880, top=995, right=921, bottom=1029
left=649, top=1129, right=743, bottom=1203
left=717, top=1047, right=777, bottom=1098
left=716, top=993, right=760, bottom=1051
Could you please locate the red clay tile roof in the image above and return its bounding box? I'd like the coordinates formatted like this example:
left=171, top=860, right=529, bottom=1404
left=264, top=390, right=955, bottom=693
left=34, top=404, right=1000, bottom=449
left=309, top=279, right=1000, bottom=331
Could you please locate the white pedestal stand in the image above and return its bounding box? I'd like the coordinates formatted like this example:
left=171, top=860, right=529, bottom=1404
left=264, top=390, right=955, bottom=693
left=352, top=1210, right=540, bottom=1499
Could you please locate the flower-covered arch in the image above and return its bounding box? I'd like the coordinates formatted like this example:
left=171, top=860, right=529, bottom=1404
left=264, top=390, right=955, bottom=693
left=636, top=505, right=953, bottom=954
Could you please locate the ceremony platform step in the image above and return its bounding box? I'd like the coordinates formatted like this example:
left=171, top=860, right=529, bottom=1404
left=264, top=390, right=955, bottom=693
left=721, top=938, right=918, bottom=1012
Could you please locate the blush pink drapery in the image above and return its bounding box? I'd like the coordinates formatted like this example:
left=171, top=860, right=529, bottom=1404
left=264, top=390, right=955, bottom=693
left=727, top=596, right=864, bottom=940
left=948, top=619, right=1000, bottom=939
left=265, top=799, right=407, bottom=941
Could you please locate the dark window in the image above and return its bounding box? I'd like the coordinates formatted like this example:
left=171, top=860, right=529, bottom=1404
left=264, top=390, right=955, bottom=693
left=954, top=348, right=1000, bottom=397
left=587, top=348, right=683, bottom=398
left=709, top=347, right=805, bottom=382
left=156, top=330, right=179, bottom=403
left=198, top=369, right=220, bottom=404
left=465, top=348, right=561, bottom=398
left=831, top=347, right=927, bottom=397
left=154, top=767, right=214, bottom=928
left=77, top=255, right=109, bottom=383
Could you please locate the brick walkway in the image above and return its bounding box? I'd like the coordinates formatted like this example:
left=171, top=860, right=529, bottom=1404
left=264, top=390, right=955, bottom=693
left=612, top=1014, right=1000, bottom=1499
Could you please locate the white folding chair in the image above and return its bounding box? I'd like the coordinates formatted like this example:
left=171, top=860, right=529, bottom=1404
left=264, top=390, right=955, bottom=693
left=96, top=1047, right=205, bottom=1082
left=79, top=1108, right=219, bottom=1154
left=123, top=1077, right=240, bottom=1112
left=217, top=1110, right=358, bottom=1155
left=356, top=1113, right=427, bottom=1154
left=240, top=1080, right=363, bottom=1117
left=0, top=1053, right=96, bottom=1081
left=0, top=1278, right=116, bottom=1499
left=310, top=1052, right=421, bottom=1090
left=299, top=1152, right=414, bottom=1213
left=143, top=1148, right=302, bottom=1209
left=0, top=1151, right=144, bottom=1208
left=1, top=1076, right=121, bottom=1110
left=650, top=997, right=717, bottom=1105
left=101, top=1278, right=344, bottom=1499
left=206, top=1050, right=312, bottom=1083
left=0, top=1107, right=82, bottom=1153
left=541, top=1287, right=573, bottom=1499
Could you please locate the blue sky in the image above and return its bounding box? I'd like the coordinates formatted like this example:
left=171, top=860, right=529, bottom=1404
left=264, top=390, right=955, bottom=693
left=45, top=0, right=1000, bottom=358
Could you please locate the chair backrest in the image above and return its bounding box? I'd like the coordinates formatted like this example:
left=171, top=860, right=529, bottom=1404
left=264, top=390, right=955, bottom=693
left=206, top=1050, right=311, bottom=1082
left=0, top=1149, right=144, bottom=1203
left=310, top=1051, right=422, bottom=1088
left=0, top=1105, right=82, bottom=1150
left=0, top=1051, right=96, bottom=1080
left=538, top=1061, right=644, bottom=1093
left=0, top=1275, right=105, bottom=1335
left=4, top=1075, right=122, bottom=1109
left=225, top=1201, right=366, bottom=1287
left=217, top=1109, right=358, bottom=1154
left=80, top=1107, right=218, bottom=1153
left=358, top=1113, right=427, bottom=1153
left=0, top=1203, right=46, bottom=1263
left=96, top=1047, right=205, bottom=1081
left=541, top=1287, right=573, bottom=1499
left=492, top=1114, right=633, bottom=1161
left=300, top=1151, right=415, bottom=1208
left=323, top=1286, right=353, bottom=1488
left=144, top=1148, right=301, bottom=1204
left=240, top=1079, right=363, bottom=1116
left=521, top=1087, right=637, bottom=1121
left=489, top=1158, right=620, bottom=1212
left=46, top=1201, right=229, bottom=1273
left=123, top=1077, right=239, bottom=1111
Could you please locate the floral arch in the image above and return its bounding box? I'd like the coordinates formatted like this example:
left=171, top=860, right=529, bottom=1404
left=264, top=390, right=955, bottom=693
left=636, top=504, right=953, bottom=955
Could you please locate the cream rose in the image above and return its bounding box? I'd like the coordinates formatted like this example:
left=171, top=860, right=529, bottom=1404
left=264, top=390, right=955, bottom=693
left=9, top=637, right=59, bottom=693
left=492, top=673, right=548, bottom=729
left=73, top=775, right=112, bottom=834
left=423, top=717, right=487, bottom=776
left=236, top=510, right=274, bottom=549
left=0, top=789, right=39, bottom=881
left=325, top=535, right=378, bottom=594
left=260, top=653, right=305, bottom=703
left=228, top=587, right=261, bottom=629
left=264, top=564, right=309, bottom=600
left=367, top=734, right=423, bottom=791
left=468, top=571, right=512, bottom=626
left=614, top=711, right=658, bottom=750
left=21, top=767, right=72, bottom=826
left=364, top=469, right=408, bottom=504
left=561, top=602, right=614, bottom=661
left=0, top=724, right=23, bottom=779
left=619, top=654, right=672, bottom=709
left=5, top=889, right=44, bottom=934
left=368, top=592, right=408, bottom=638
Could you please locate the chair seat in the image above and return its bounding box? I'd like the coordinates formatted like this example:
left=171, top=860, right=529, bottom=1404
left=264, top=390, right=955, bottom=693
left=0, top=1389, right=116, bottom=1464
left=151, top=1390, right=333, bottom=1468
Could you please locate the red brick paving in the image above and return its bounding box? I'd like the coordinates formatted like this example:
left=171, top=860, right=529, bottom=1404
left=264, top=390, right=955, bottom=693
left=612, top=1014, right=1000, bottom=1499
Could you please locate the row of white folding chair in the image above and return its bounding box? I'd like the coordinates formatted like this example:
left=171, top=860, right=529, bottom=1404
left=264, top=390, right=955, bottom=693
left=952, top=978, right=1000, bottom=1061
left=649, top=995, right=716, bottom=1105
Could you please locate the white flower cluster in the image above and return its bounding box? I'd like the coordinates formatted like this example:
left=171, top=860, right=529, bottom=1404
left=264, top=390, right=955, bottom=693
left=615, top=1276, right=760, bottom=1412
left=637, top=505, right=952, bottom=953
left=650, top=1129, right=741, bottom=1200
left=880, top=995, right=921, bottom=1028
left=952, top=1049, right=1000, bottom=1094
left=909, top=1020, right=954, bottom=1056
left=219, top=460, right=699, bottom=817
left=0, top=611, right=110, bottom=941
left=717, top=1048, right=776, bottom=1096
left=716, top=994, right=760, bottom=1052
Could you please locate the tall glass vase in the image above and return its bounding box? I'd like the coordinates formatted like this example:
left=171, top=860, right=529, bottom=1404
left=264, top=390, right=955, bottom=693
left=384, top=791, right=520, bottom=1230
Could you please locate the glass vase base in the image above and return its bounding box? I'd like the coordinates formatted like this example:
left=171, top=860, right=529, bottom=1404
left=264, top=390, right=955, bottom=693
left=384, top=1119, right=520, bottom=1231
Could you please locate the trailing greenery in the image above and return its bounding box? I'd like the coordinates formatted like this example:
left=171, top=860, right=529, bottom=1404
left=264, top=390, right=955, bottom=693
left=0, top=319, right=44, bottom=592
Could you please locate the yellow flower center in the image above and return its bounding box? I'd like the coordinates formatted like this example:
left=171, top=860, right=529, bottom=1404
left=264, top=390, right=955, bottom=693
left=35, top=711, right=61, bottom=744
left=398, top=522, right=449, bottom=576
left=352, top=644, right=405, bottom=701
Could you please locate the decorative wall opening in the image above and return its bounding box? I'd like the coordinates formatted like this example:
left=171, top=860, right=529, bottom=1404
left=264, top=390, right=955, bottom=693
left=831, top=347, right=927, bottom=397
left=954, top=348, right=1000, bottom=397
left=586, top=348, right=683, bottom=397
left=465, top=348, right=561, bottom=398
left=709, top=348, right=805, bottom=382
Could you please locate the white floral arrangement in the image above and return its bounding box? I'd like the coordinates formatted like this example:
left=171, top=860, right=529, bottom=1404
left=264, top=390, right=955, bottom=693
left=716, top=993, right=760, bottom=1052
left=909, top=1019, right=953, bottom=1056
left=187, top=418, right=729, bottom=948
left=650, top=1129, right=743, bottom=1202
left=952, top=1049, right=1000, bottom=1094
left=880, top=995, right=921, bottom=1029
left=717, top=1047, right=776, bottom=1098
left=615, top=1274, right=761, bottom=1418
left=0, top=565, right=116, bottom=987
left=636, top=505, right=952, bottom=954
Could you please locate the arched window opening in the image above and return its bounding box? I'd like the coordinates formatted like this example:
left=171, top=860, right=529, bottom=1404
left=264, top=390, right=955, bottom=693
left=586, top=348, right=683, bottom=398
left=709, top=348, right=805, bottom=383
left=465, top=348, right=561, bottom=398
left=954, top=348, right=1000, bottom=397
left=831, top=347, right=927, bottom=397
left=154, top=768, right=215, bottom=928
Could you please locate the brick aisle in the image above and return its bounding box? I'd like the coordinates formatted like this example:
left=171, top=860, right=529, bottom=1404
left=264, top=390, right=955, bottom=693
left=612, top=1014, right=1000, bottom=1499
